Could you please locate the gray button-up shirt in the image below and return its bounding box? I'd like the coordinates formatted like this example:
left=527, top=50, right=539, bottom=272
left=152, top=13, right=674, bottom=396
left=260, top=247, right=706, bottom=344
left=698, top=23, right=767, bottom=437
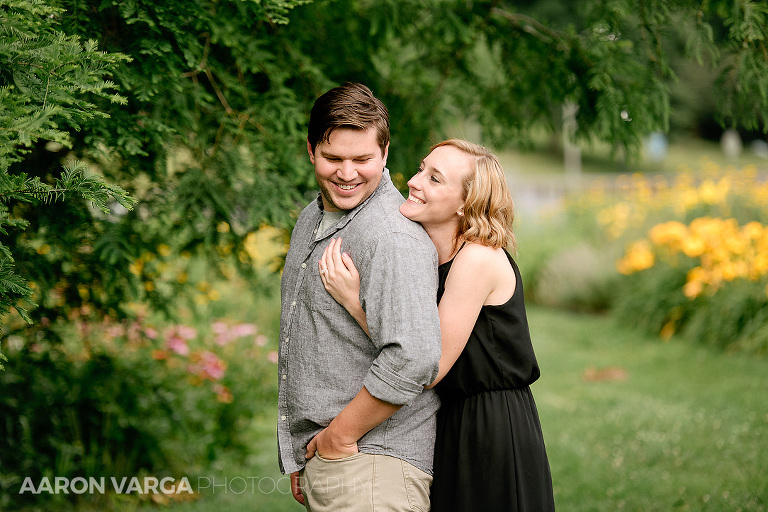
left=278, top=169, right=441, bottom=475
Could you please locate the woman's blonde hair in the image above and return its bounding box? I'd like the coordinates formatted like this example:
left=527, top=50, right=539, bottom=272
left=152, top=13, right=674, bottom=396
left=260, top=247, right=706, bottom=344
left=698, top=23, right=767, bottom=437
left=430, top=139, right=516, bottom=252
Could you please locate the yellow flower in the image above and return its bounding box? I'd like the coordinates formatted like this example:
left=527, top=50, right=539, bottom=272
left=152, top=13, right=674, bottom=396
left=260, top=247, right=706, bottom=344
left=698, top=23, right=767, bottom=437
left=723, top=234, right=747, bottom=256
left=217, top=221, right=230, bottom=233
left=681, top=236, right=705, bottom=258
left=157, top=244, right=172, bottom=257
left=129, top=260, right=144, bottom=275
left=683, top=279, right=704, bottom=299
left=649, top=221, right=688, bottom=249
left=37, top=244, right=51, bottom=255
left=659, top=321, right=676, bottom=340
left=679, top=190, right=699, bottom=212
left=720, top=262, right=738, bottom=281
left=617, top=240, right=655, bottom=275
left=751, top=254, right=768, bottom=279
left=742, top=222, right=764, bottom=239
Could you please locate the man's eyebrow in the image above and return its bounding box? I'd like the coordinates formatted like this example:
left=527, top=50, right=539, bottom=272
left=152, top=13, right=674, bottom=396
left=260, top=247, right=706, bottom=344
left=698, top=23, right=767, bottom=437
left=320, top=150, right=376, bottom=159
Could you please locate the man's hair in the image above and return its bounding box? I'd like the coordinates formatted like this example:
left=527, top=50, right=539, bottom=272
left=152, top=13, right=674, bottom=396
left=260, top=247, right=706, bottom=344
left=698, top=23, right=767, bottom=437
left=431, top=139, right=516, bottom=253
left=308, top=82, right=390, bottom=154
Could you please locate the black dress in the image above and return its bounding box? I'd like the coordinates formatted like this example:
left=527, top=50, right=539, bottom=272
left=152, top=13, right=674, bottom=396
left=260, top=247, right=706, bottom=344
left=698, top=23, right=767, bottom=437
left=431, top=249, right=555, bottom=512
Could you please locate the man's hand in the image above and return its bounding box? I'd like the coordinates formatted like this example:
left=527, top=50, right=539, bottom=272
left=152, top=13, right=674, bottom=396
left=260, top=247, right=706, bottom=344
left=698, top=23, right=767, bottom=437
left=290, top=471, right=305, bottom=505
left=305, top=426, right=359, bottom=460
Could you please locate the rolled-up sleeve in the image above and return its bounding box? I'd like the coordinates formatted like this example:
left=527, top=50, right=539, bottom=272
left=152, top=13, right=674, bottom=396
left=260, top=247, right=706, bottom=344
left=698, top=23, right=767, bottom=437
left=360, top=232, right=441, bottom=405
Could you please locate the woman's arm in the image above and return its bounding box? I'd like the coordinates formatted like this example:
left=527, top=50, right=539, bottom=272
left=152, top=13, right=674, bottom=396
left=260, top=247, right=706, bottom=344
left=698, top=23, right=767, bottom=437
left=320, top=238, right=370, bottom=336
left=426, top=244, right=504, bottom=387
left=321, top=240, right=514, bottom=388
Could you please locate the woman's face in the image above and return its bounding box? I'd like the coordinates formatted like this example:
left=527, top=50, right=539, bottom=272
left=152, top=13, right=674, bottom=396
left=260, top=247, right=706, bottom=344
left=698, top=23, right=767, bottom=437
left=399, top=145, right=471, bottom=229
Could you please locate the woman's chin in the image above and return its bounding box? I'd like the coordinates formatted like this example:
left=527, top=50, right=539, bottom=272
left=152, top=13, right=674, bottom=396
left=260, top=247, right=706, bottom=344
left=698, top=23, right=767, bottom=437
left=399, top=202, right=417, bottom=220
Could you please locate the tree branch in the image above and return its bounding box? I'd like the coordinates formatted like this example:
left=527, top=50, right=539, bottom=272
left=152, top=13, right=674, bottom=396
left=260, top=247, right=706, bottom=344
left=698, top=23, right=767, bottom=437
left=491, top=7, right=565, bottom=44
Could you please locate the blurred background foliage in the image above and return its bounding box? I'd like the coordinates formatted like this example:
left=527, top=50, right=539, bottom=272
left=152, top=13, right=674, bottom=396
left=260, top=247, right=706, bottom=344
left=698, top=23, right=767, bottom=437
left=2, top=0, right=768, bottom=510
left=4, top=0, right=768, bottom=328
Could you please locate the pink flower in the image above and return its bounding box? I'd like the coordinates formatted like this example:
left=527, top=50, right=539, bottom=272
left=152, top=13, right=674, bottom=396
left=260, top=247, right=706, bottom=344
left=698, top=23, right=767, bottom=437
left=144, top=327, right=158, bottom=340
left=166, top=335, right=190, bottom=356
left=214, top=332, right=234, bottom=346
left=127, top=321, right=142, bottom=344
left=211, top=321, right=229, bottom=334
left=213, top=383, right=233, bottom=403
left=188, top=351, right=227, bottom=380
left=201, top=351, right=226, bottom=380
left=254, top=335, right=268, bottom=347
left=267, top=351, right=278, bottom=364
left=176, top=325, right=198, bottom=340
left=232, top=323, right=258, bottom=337
left=104, top=325, right=125, bottom=340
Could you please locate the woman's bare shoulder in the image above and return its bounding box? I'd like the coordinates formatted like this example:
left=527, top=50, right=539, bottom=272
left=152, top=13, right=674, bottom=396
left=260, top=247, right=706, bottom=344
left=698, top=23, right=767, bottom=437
left=454, top=242, right=508, bottom=267
left=452, top=243, right=515, bottom=303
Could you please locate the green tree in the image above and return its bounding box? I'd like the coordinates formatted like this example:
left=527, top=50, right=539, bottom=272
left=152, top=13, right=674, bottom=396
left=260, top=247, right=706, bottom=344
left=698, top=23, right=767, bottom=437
left=4, top=0, right=768, bottom=336
left=282, top=0, right=767, bottom=168
left=4, top=0, right=319, bottom=336
left=0, top=0, right=134, bottom=364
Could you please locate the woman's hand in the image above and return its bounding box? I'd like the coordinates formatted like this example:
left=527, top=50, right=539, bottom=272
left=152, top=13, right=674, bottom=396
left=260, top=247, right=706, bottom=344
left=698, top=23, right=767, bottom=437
left=319, top=238, right=370, bottom=336
left=319, top=238, right=361, bottom=312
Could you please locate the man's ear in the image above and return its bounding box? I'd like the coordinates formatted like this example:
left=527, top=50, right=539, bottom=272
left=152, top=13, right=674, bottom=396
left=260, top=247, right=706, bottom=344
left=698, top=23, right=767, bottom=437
left=381, top=142, right=389, bottom=167
left=307, top=139, right=315, bottom=164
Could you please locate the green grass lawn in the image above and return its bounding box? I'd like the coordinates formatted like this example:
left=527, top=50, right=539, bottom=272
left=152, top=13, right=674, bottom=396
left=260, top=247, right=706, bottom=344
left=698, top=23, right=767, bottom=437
left=530, top=306, right=768, bottom=512
left=118, top=304, right=768, bottom=512
left=495, top=133, right=768, bottom=180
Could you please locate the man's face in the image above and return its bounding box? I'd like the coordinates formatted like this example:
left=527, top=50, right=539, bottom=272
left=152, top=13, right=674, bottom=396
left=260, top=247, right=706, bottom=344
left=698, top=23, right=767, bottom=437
left=308, top=127, right=388, bottom=212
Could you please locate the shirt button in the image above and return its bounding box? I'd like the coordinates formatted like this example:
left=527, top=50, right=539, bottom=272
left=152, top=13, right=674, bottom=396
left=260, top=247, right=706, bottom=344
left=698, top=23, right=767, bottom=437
left=285, top=337, right=290, bottom=343
left=282, top=374, right=287, bottom=380
left=281, top=415, right=286, bottom=421
left=291, top=301, right=296, bottom=307
left=301, top=263, right=307, bottom=269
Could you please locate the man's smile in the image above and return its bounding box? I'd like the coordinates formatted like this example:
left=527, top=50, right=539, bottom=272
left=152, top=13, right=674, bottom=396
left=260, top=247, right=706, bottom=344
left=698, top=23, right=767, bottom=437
left=335, top=182, right=360, bottom=191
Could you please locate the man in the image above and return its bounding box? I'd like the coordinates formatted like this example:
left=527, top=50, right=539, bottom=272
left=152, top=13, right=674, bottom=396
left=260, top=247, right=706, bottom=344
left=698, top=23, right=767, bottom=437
left=278, top=82, right=441, bottom=511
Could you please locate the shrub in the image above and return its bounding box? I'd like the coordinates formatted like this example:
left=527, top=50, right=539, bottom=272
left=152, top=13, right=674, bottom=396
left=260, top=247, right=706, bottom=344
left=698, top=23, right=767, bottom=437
left=616, top=217, right=768, bottom=353
left=527, top=161, right=768, bottom=355
left=0, top=303, right=278, bottom=509
left=528, top=242, right=621, bottom=312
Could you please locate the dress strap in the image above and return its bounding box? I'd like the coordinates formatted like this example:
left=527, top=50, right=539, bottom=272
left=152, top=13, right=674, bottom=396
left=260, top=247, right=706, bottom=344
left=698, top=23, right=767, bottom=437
left=452, top=240, right=467, bottom=260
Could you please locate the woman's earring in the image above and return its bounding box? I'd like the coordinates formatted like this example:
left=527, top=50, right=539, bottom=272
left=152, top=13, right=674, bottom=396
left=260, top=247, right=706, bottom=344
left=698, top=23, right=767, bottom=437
left=457, top=207, right=464, bottom=217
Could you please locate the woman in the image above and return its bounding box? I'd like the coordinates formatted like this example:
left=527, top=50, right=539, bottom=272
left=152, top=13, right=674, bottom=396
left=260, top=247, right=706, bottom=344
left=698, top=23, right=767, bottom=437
left=319, top=139, right=555, bottom=512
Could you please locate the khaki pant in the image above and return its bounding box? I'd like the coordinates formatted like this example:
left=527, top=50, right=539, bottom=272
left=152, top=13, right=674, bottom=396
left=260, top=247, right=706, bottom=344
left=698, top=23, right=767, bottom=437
left=300, top=453, right=432, bottom=512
